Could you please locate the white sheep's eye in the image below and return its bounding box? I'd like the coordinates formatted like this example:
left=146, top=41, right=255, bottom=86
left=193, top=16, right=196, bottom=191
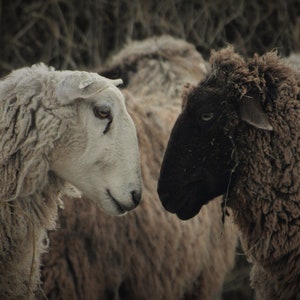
left=200, top=112, right=214, bottom=121
left=93, top=106, right=111, bottom=119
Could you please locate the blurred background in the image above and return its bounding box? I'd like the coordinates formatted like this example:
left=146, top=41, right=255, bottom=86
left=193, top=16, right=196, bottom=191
left=1, top=0, right=300, bottom=76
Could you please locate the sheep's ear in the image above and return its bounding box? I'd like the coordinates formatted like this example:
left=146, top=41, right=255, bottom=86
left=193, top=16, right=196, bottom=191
left=56, top=72, right=123, bottom=105
left=239, top=96, right=273, bottom=131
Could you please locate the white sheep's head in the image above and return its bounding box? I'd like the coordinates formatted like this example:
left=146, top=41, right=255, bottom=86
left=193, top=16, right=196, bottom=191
left=51, top=71, right=142, bottom=216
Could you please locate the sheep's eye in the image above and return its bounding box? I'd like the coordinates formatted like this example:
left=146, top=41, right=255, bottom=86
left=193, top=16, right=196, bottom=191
left=93, top=106, right=111, bottom=119
left=93, top=105, right=113, bottom=134
left=200, top=112, right=214, bottom=121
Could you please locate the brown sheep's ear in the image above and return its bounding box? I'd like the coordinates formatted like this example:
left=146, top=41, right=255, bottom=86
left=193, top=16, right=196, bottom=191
left=239, top=96, right=273, bottom=131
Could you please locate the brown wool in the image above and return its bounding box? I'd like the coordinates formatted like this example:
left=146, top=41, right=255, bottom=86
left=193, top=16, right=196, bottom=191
left=210, top=47, right=300, bottom=299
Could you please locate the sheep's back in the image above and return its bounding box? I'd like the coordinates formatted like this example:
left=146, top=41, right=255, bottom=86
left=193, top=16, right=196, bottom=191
left=42, top=36, right=238, bottom=300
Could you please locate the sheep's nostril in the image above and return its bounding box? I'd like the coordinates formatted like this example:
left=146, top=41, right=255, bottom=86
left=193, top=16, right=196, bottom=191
left=131, top=190, right=141, bottom=206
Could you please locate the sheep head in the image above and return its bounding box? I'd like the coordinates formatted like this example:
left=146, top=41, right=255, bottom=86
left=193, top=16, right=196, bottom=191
left=51, top=70, right=142, bottom=215
left=157, top=47, right=280, bottom=220
left=0, top=65, right=142, bottom=216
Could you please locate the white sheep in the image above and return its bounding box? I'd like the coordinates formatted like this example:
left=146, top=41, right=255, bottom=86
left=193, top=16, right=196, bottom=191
left=0, top=64, right=142, bottom=300
left=42, top=36, right=238, bottom=300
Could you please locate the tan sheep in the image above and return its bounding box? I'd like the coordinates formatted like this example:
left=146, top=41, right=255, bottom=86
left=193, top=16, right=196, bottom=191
left=42, top=36, right=238, bottom=300
left=0, top=66, right=141, bottom=300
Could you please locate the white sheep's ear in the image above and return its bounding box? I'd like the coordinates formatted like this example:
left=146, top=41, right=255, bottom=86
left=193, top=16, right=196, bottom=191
left=239, top=96, right=273, bottom=131
left=56, top=72, right=123, bottom=105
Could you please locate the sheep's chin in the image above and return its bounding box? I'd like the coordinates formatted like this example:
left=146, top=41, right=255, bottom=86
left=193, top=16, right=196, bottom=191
left=83, top=189, right=132, bottom=217
left=95, top=199, right=129, bottom=217
left=175, top=188, right=209, bottom=220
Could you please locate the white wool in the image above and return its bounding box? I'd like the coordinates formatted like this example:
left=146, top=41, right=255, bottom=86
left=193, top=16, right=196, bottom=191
left=0, top=63, right=141, bottom=299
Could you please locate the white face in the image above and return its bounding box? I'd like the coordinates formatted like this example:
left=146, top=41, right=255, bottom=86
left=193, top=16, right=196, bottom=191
left=51, top=84, right=142, bottom=216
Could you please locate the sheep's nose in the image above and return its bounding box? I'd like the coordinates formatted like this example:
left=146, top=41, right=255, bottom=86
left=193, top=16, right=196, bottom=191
left=131, top=190, right=141, bottom=207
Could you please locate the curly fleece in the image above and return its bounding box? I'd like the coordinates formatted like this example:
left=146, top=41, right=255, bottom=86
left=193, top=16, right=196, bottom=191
left=0, top=64, right=75, bottom=300
left=210, top=47, right=300, bottom=299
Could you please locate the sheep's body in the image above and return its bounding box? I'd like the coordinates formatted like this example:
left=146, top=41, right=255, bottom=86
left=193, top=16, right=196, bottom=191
left=42, top=173, right=236, bottom=300
left=231, top=53, right=300, bottom=300
left=213, top=49, right=300, bottom=300
left=0, top=65, right=141, bottom=299
left=1, top=181, right=59, bottom=300
left=41, top=36, right=238, bottom=300
left=157, top=47, right=300, bottom=299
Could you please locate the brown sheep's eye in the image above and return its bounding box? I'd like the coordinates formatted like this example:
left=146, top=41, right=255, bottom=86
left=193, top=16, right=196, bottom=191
left=93, top=106, right=111, bottom=119
left=201, top=112, right=214, bottom=121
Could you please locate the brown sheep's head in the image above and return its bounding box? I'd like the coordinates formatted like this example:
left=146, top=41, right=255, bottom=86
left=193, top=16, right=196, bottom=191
left=157, top=48, right=274, bottom=220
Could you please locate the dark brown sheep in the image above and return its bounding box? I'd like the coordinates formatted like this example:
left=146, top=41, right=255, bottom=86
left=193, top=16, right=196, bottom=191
left=41, top=36, right=238, bottom=300
left=158, top=46, right=300, bottom=300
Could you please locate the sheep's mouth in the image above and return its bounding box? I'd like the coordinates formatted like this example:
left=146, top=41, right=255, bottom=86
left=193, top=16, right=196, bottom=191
left=176, top=173, right=223, bottom=220
left=175, top=186, right=211, bottom=220
left=158, top=170, right=224, bottom=219
left=176, top=170, right=235, bottom=220
left=106, top=189, right=127, bottom=214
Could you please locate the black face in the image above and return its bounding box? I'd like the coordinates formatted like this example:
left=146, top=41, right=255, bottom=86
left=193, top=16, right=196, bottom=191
left=157, top=87, right=236, bottom=220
